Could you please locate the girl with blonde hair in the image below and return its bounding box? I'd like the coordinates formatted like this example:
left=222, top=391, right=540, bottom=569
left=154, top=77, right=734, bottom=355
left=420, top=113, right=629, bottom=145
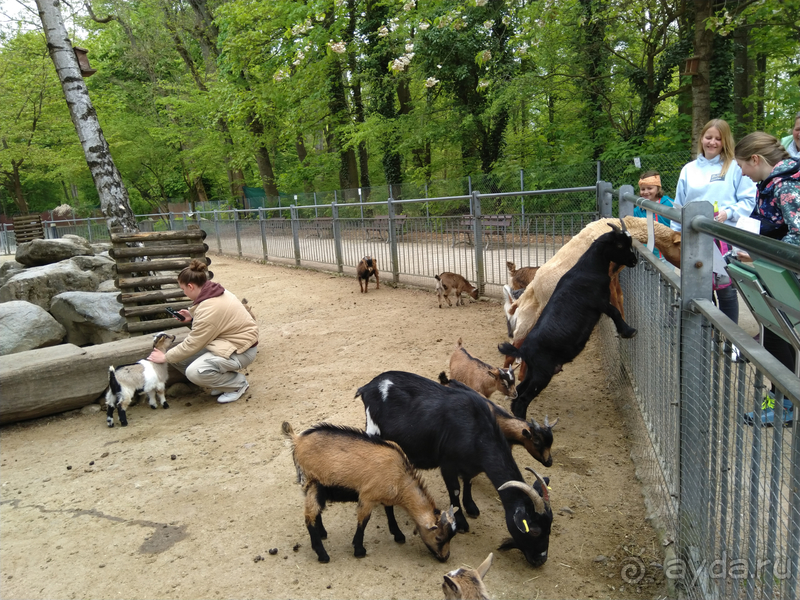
left=671, top=119, right=757, bottom=323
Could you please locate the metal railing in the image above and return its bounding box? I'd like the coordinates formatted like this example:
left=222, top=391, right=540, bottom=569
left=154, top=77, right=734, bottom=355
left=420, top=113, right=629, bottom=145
left=599, top=185, right=800, bottom=599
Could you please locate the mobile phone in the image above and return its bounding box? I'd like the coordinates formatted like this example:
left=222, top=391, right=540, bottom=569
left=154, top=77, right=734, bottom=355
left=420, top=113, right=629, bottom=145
left=165, top=307, right=186, bottom=321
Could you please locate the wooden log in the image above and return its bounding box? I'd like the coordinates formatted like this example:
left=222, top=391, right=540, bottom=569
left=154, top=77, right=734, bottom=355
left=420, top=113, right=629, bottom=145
left=125, top=318, right=187, bottom=334
left=115, top=274, right=181, bottom=288
left=0, top=330, right=190, bottom=425
left=110, top=229, right=206, bottom=243
left=109, top=242, right=209, bottom=259
left=121, top=302, right=192, bottom=318
left=114, top=256, right=210, bottom=274
left=118, top=289, right=187, bottom=304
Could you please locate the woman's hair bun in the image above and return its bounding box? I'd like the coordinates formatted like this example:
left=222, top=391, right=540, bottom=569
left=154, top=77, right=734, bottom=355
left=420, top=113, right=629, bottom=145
left=189, top=259, right=208, bottom=272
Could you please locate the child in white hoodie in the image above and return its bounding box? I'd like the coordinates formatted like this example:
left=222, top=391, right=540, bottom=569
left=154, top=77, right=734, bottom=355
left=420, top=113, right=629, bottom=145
left=671, top=119, right=757, bottom=323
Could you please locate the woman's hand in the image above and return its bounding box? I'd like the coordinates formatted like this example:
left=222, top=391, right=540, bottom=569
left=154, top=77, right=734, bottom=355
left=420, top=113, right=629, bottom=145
left=178, top=309, right=192, bottom=323
left=148, top=348, right=166, bottom=363
left=715, top=209, right=728, bottom=223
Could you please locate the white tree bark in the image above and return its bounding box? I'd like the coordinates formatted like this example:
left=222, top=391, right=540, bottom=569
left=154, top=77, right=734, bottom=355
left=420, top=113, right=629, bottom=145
left=35, top=0, right=138, bottom=232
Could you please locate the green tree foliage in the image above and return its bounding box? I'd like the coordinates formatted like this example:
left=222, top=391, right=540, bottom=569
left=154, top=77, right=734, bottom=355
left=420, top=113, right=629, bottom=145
left=1, top=0, right=798, bottom=216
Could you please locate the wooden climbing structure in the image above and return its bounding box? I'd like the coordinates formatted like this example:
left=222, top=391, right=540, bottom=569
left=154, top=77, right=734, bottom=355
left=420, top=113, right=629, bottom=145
left=109, top=225, right=211, bottom=335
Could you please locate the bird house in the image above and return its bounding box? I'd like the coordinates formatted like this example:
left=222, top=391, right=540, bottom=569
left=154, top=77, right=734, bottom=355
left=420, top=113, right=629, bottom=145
left=72, top=46, right=97, bottom=77
left=681, top=56, right=700, bottom=76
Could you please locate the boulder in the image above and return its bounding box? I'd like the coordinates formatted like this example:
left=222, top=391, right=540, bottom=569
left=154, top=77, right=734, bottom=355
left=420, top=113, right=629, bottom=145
left=97, top=279, right=118, bottom=292
left=91, top=242, right=112, bottom=255
left=15, top=236, right=94, bottom=267
left=0, top=255, right=115, bottom=308
left=0, top=301, right=66, bottom=355
left=49, top=291, right=128, bottom=346
left=0, top=260, right=25, bottom=287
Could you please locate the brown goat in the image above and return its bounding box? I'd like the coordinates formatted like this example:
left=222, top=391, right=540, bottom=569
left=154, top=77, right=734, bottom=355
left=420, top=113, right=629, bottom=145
left=438, top=372, right=557, bottom=468
left=442, top=553, right=493, bottom=600
left=435, top=273, right=478, bottom=308
left=448, top=338, right=517, bottom=400
left=357, top=256, right=380, bottom=293
left=506, top=261, right=539, bottom=290
left=282, top=421, right=457, bottom=563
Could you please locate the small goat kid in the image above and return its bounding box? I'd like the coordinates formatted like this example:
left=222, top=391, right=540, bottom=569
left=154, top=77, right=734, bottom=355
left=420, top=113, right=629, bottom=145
left=435, top=273, right=478, bottom=308
left=282, top=421, right=457, bottom=563
left=442, top=553, right=494, bottom=600
left=505, top=262, right=539, bottom=291
left=357, top=256, right=380, bottom=293
left=105, top=332, right=176, bottom=427
left=449, top=338, right=516, bottom=400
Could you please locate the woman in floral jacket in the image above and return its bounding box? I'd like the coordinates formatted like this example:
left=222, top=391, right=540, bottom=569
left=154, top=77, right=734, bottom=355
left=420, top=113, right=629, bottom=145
left=735, top=131, right=800, bottom=247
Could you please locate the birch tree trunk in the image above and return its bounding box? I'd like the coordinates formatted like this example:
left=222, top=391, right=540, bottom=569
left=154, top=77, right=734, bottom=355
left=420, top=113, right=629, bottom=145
left=35, top=0, right=138, bottom=232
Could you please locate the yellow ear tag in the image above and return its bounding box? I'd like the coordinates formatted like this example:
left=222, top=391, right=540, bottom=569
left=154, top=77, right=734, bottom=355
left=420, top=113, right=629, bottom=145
left=522, top=519, right=529, bottom=533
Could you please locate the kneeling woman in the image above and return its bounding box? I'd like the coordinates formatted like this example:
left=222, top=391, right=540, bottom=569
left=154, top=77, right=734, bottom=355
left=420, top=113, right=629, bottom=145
left=148, top=260, right=258, bottom=403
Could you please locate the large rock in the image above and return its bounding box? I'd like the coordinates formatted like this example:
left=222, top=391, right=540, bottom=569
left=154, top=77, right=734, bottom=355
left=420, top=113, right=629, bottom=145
left=0, top=260, right=24, bottom=287
left=0, top=301, right=66, bottom=355
left=15, top=236, right=94, bottom=267
left=0, top=329, right=190, bottom=425
left=50, top=292, right=128, bottom=346
left=0, top=255, right=115, bottom=308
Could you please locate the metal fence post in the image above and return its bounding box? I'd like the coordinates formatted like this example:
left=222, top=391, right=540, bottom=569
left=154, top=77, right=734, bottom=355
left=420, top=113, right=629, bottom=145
left=677, top=199, right=715, bottom=582
left=213, top=211, right=222, bottom=253
left=234, top=210, right=242, bottom=257
left=597, top=181, right=613, bottom=218
left=596, top=160, right=602, bottom=182
left=259, top=208, right=268, bottom=262
left=471, top=190, right=485, bottom=295
left=520, top=169, right=526, bottom=229
left=332, top=202, right=343, bottom=274
left=86, top=218, right=93, bottom=242
left=290, top=205, right=301, bottom=266
left=618, top=184, right=635, bottom=219
left=387, top=196, right=400, bottom=284
left=168, top=212, right=175, bottom=231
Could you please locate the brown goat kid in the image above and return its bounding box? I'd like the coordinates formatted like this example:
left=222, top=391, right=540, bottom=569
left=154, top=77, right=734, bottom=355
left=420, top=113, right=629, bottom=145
left=282, top=421, right=457, bottom=563
left=449, top=338, right=517, bottom=400
left=435, top=273, right=478, bottom=308
left=357, top=256, right=380, bottom=293
left=442, top=553, right=494, bottom=600
left=438, top=372, right=557, bottom=468
left=506, top=261, right=539, bottom=290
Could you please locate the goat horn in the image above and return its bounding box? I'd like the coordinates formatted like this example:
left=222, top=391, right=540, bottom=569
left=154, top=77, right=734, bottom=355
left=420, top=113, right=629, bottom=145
left=619, top=216, right=628, bottom=232
left=544, top=415, right=559, bottom=429
left=525, top=466, right=551, bottom=507
left=498, top=480, right=546, bottom=515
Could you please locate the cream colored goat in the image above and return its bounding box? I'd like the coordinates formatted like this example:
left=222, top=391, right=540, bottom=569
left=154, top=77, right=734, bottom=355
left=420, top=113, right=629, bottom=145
left=442, top=553, right=493, bottom=599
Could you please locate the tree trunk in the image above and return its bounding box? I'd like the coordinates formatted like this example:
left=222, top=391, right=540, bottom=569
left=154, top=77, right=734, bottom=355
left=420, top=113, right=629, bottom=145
left=7, top=160, right=29, bottom=214
left=245, top=114, right=279, bottom=198
left=755, top=53, right=766, bottom=129
left=691, top=0, right=714, bottom=154
left=732, top=25, right=753, bottom=140
left=35, top=0, right=138, bottom=232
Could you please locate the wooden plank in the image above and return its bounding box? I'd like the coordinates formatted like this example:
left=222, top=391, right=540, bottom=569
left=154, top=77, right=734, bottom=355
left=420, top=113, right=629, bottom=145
left=110, top=229, right=206, bottom=243
left=125, top=318, right=187, bottom=334
left=118, top=289, right=187, bottom=304
left=114, top=257, right=210, bottom=274
left=109, top=243, right=208, bottom=259
left=115, top=274, right=181, bottom=288
left=121, top=302, right=192, bottom=318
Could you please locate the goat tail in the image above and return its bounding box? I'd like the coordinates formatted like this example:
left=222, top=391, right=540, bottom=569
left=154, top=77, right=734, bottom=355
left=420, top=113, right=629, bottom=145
left=455, top=337, right=463, bottom=350
left=498, top=341, right=523, bottom=360
left=354, top=385, right=365, bottom=399
left=108, top=366, right=122, bottom=396
left=438, top=371, right=450, bottom=385
left=434, top=274, right=441, bottom=281
left=281, top=421, right=295, bottom=439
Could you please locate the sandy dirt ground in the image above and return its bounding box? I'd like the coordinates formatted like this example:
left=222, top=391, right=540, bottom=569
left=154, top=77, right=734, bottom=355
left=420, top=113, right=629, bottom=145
left=0, top=255, right=668, bottom=600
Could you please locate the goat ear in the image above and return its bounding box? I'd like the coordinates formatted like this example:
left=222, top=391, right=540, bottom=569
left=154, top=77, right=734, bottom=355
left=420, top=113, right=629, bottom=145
left=522, top=429, right=532, bottom=439
left=513, top=508, right=542, bottom=537
left=489, top=369, right=499, bottom=380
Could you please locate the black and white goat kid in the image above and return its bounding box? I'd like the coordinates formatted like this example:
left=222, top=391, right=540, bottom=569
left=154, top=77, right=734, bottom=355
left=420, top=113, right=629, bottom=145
left=105, top=332, right=176, bottom=427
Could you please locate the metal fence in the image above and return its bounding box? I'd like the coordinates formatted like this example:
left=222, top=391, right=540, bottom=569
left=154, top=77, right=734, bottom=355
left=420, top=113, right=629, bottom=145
left=599, top=187, right=800, bottom=599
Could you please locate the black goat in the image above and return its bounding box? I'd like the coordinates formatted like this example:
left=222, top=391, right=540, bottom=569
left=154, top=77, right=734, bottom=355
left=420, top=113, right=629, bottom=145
left=499, top=222, right=638, bottom=419
left=356, top=371, right=553, bottom=567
